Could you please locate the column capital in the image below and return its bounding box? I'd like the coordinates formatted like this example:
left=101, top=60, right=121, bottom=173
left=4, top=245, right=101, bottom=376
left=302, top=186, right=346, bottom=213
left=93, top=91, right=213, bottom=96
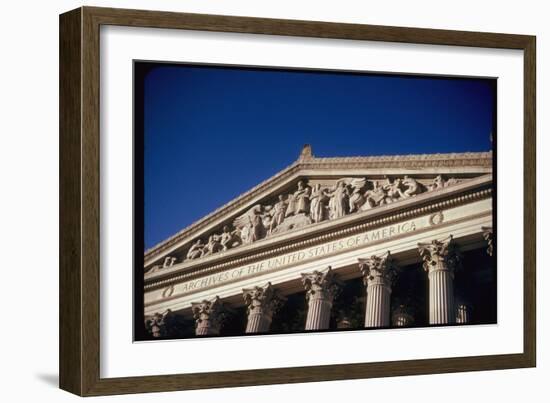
left=301, top=266, right=341, bottom=302
left=145, top=309, right=173, bottom=338
left=481, top=226, right=493, bottom=256
left=191, top=296, right=225, bottom=335
left=358, top=251, right=397, bottom=288
left=418, top=235, right=461, bottom=275
left=243, top=282, right=286, bottom=317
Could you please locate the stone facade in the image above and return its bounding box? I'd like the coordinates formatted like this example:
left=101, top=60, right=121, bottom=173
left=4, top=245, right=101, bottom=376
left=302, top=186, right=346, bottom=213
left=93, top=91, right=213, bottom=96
left=142, top=147, right=495, bottom=338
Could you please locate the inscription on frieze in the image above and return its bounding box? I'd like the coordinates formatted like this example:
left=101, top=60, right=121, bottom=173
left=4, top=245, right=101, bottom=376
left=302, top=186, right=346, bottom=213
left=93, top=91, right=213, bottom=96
left=172, top=220, right=417, bottom=295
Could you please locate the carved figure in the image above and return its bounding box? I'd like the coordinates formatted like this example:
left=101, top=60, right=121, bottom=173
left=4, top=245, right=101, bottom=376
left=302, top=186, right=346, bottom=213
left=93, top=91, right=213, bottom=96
left=309, top=183, right=329, bottom=223
left=201, top=234, right=223, bottom=257
left=428, top=175, right=458, bottom=191
left=269, top=195, right=287, bottom=233
left=428, top=175, right=445, bottom=191
left=342, top=177, right=367, bottom=213
left=293, top=180, right=311, bottom=215
left=239, top=224, right=251, bottom=244
left=233, top=205, right=267, bottom=244
left=383, top=178, right=402, bottom=203
left=401, top=176, right=421, bottom=198
left=363, top=180, right=387, bottom=209
left=327, top=181, right=349, bottom=219
left=186, top=239, right=204, bottom=260
left=250, top=214, right=266, bottom=242
left=285, top=193, right=297, bottom=217
left=220, top=225, right=241, bottom=251
left=163, top=256, right=177, bottom=268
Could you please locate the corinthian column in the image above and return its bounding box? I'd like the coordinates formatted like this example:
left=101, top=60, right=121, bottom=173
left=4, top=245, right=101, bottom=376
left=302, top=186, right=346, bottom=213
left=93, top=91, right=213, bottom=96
left=301, top=267, right=341, bottom=330
left=191, top=296, right=224, bottom=336
left=359, top=252, right=397, bottom=328
left=243, top=282, right=286, bottom=334
left=418, top=236, right=461, bottom=325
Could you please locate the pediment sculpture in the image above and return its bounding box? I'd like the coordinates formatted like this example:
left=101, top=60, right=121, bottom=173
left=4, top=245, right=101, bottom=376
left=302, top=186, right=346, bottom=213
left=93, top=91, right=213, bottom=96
left=160, top=174, right=463, bottom=267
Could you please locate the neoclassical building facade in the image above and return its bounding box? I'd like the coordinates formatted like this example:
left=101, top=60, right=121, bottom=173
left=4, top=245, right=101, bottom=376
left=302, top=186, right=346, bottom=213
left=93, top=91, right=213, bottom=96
left=142, top=146, right=495, bottom=339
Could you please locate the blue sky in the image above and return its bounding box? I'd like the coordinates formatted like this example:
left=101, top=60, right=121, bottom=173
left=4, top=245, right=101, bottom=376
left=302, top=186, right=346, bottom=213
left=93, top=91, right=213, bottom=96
left=141, top=63, right=495, bottom=249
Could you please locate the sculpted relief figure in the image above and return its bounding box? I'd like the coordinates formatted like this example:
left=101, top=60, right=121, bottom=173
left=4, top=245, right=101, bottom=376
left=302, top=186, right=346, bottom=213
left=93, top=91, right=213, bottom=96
left=186, top=239, right=205, bottom=260
left=233, top=205, right=268, bottom=244
left=363, top=180, right=387, bottom=210
left=250, top=215, right=266, bottom=242
left=285, top=193, right=296, bottom=217
left=220, top=225, right=241, bottom=251
left=309, top=183, right=329, bottom=223
left=428, top=175, right=445, bottom=191
left=342, top=177, right=367, bottom=213
left=293, top=180, right=311, bottom=215
left=269, top=195, right=287, bottom=233
left=201, top=234, right=223, bottom=257
left=361, top=176, right=423, bottom=210
left=383, top=178, right=402, bottom=203
left=163, top=256, right=177, bottom=268
left=401, top=176, right=421, bottom=198
left=428, top=175, right=458, bottom=192
left=327, top=181, right=349, bottom=219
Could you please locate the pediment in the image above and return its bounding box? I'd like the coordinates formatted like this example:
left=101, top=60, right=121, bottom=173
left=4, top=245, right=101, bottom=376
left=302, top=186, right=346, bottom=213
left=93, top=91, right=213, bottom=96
left=144, top=149, right=492, bottom=271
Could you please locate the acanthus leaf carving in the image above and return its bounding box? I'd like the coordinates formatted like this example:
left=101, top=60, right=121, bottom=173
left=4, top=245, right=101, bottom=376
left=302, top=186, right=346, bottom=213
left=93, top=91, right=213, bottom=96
left=242, top=282, right=286, bottom=318
left=144, top=309, right=173, bottom=338
left=358, top=251, right=398, bottom=288
left=418, top=235, right=462, bottom=274
left=301, top=266, right=342, bottom=303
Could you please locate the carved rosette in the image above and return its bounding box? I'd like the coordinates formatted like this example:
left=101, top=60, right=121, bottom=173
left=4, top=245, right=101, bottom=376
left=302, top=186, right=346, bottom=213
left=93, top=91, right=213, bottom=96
left=301, top=267, right=342, bottom=330
left=481, top=226, right=493, bottom=256
left=243, top=283, right=286, bottom=333
left=418, top=236, right=461, bottom=325
left=191, top=296, right=225, bottom=336
left=359, top=252, right=397, bottom=328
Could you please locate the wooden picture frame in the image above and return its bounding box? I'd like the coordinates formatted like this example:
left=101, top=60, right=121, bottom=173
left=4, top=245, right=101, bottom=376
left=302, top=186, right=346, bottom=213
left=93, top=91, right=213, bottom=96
left=59, top=6, right=536, bottom=396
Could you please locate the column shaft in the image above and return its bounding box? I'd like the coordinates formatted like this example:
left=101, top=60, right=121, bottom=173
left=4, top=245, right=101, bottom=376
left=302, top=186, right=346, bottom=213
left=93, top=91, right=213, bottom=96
left=419, top=237, right=460, bottom=326
left=195, top=320, right=219, bottom=336
left=301, top=268, right=340, bottom=331
left=365, top=283, right=391, bottom=327
left=428, top=268, right=455, bottom=324
left=243, top=283, right=284, bottom=334
left=245, top=311, right=272, bottom=333
left=359, top=252, right=397, bottom=329
left=305, top=296, right=333, bottom=330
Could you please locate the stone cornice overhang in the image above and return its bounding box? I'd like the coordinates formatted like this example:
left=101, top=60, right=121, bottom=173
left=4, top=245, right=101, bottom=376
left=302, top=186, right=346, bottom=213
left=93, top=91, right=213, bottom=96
left=144, top=151, right=492, bottom=267
left=144, top=173, right=493, bottom=291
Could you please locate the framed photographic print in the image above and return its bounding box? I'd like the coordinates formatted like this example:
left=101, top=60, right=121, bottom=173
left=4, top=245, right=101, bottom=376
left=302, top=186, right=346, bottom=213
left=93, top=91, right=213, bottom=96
left=59, top=6, right=536, bottom=396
